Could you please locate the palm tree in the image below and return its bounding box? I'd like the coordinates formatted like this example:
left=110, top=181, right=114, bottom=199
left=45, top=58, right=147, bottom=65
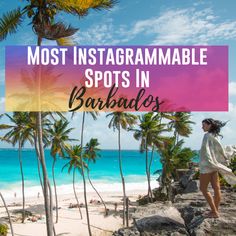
left=106, top=112, right=137, bottom=226
left=11, top=66, right=70, bottom=112
left=0, top=117, right=14, bottom=235
left=0, top=112, right=34, bottom=223
left=148, top=113, right=171, bottom=187
left=84, top=138, right=108, bottom=214
left=28, top=112, right=52, bottom=195
left=158, top=137, right=196, bottom=200
left=79, top=111, right=100, bottom=235
left=29, top=112, right=62, bottom=231
left=46, top=119, right=76, bottom=223
left=1, top=1, right=116, bottom=235
left=0, top=192, right=14, bottom=236
left=63, top=144, right=87, bottom=220
left=131, top=112, right=165, bottom=202
left=168, top=112, right=194, bottom=144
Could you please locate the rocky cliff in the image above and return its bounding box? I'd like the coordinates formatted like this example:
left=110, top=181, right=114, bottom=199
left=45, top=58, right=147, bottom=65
left=113, top=170, right=236, bottom=236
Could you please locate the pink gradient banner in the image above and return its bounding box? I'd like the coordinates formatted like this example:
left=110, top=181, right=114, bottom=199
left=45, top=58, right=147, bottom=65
left=5, top=46, right=228, bottom=112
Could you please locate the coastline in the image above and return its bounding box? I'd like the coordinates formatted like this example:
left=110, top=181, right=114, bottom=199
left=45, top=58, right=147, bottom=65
left=0, top=148, right=160, bottom=235
left=1, top=179, right=158, bottom=201
left=0, top=184, right=152, bottom=236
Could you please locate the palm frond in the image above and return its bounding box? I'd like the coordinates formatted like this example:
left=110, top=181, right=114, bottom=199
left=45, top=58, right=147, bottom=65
left=87, top=111, right=99, bottom=120
left=0, top=8, right=24, bottom=41
left=0, top=136, right=13, bottom=144
left=51, top=0, right=117, bottom=16
left=0, top=124, right=14, bottom=130
left=34, top=22, right=78, bottom=40
left=61, top=162, right=71, bottom=173
left=56, top=36, right=75, bottom=46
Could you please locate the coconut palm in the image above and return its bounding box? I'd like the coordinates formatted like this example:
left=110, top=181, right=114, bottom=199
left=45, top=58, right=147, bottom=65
left=63, top=144, right=86, bottom=220
left=158, top=137, right=196, bottom=200
left=0, top=112, right=34, bottom=223
left=1, top=1, right=116, bottom=235
left=0, top=0, right=117, bottom=42
left=131, top=112, right=166, bottom=202
left=0, top=192, right=14, bottom=236
left=168, top=112, right=194, bottom=144
left=106, top=112, right=137, bottom=226
left=46, top=119, right=76, bottom=223
left=84, top=138, right=108, bottom=214
left=148, top=113, right=171, bottom=186
left=0, top=115, right=14, bottom=235
left=11, top=66, right=70, bottom=112
left=28, top=112, right=52, bottom=194
left=78, top=111, right=99, bottom=235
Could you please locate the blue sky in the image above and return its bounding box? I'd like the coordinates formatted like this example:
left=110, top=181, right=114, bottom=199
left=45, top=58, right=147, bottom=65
left=1, top=0, right=236, bottom=149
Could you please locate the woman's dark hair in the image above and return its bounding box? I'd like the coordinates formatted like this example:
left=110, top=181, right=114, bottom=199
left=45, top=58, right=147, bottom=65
left=202, top=118, right=227, bottom=137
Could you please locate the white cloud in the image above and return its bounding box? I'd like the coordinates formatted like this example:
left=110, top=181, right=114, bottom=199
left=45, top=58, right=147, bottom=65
left=76, top=7, right=236, bottom=45
left=76, top=18, right=131, bottom=45
left=184, top=105, right=236, bottom=150
left=229, top=82, right=236, bottom=96
left=133, top=8, right=236, bottom=45
left=0, top=97, right=5, bottom=112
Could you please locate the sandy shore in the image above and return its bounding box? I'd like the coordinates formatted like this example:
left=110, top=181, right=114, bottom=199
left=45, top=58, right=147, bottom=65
left=0, top=189, right=147, bottom=236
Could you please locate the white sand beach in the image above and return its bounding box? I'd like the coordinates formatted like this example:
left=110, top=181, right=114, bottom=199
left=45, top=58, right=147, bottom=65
left=0, top=188, right=148, bottom=236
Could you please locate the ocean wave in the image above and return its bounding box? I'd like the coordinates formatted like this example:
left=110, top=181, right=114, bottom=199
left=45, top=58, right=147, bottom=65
left=1, top=179, right=159, bottom=200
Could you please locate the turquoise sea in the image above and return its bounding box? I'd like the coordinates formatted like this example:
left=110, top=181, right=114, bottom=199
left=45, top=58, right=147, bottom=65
left=0, top=149, right=162, bottom=198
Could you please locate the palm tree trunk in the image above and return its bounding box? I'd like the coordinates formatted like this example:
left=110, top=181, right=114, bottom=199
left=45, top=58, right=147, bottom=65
left=118, top=124, right=127, bottom=226
left=73, top=168, right=83, bottom=219
left=80, top=112, right=92, bottom=236
left=36, top=35, right=53, bottom=236
left=18, top=142, right=25, bottom=223
left=47, top=180, right=56, bottom=236
left=148, top=145, right=154, bottom=201
left=87, top=168, right=107, bottom=215
left=52, top=158, right=59, bottom=223
left=148, top=145, right=154, bottom=176
left=161, top=164, right=166, bottom=188
left=0, top=192, right=14, bottom=236
left=34, top=135, right=44, bottom=195
left=37, top=112, right=54, bottom=236
left=145, top=139, right=152, bottom=202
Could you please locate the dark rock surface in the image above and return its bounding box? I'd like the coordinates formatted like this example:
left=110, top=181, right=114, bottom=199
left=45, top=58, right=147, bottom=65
left=175, top=188, right=236, bottom=236
left=183, top=180, right=199, bottom=194
left=113, top=182, right=236, bottom=236
left=179, top=169, right=196, bottom=189
left=133, top=202, right=188, bottom=235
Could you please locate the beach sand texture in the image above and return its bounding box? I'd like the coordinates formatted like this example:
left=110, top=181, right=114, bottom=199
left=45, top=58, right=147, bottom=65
left=0, top=190, right=145, bottom=236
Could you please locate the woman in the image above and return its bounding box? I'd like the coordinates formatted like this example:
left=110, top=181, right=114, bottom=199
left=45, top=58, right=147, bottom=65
left=200, top=118, right=236, bottom=218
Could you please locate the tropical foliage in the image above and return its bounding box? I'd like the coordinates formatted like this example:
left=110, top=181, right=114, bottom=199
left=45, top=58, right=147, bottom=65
left=84, top=138, right=108, bottom=214
left=0, top=223, right=8, bottom=236
left=0, top=0, right=116, bottom=235
left=0, top=192, right=14, bottom=236
left=0, top=0, right=117, bottom=41
left=132, top=112, right=167, bottom=201
left=63, top=144, right=86, bottom=220
left=168, top=112, right=194, bottom=143
left=107, top=112, right=137, bottom=226
left=0, top=1, right=199, bottom=232
left=46, top=119, right=76, bottom=223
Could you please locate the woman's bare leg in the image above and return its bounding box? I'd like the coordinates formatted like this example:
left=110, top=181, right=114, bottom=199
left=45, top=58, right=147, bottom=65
left=200, top=172, right=219, bottom=217
left=210, top=171, right=221, bottom=211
